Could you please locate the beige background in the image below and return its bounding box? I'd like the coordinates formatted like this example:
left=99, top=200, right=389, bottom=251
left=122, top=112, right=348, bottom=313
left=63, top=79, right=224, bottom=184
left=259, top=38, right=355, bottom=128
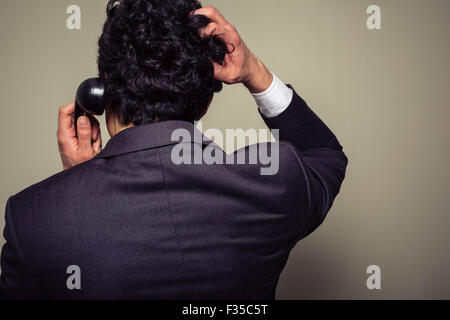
left=1, top=0, right=449, bottom=299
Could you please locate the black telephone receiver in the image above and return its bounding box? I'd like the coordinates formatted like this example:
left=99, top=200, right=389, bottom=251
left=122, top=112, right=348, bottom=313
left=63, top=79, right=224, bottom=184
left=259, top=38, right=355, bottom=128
left=74, top=78, right=106, bottom=137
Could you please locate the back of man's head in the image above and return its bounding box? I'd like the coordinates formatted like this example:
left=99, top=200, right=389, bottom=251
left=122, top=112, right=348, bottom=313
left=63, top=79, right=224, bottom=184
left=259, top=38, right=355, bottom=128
left=98, top=0, right=229, bottom=125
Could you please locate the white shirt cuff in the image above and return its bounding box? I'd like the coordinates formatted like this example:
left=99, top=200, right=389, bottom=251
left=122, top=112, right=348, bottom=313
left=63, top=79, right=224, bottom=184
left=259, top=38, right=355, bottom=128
left=251, top=72, right=294, bottom=118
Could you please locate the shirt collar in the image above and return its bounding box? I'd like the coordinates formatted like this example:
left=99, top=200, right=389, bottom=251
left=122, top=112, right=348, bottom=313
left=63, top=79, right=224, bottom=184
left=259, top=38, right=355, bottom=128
left=95, top=120, right=212, bottom=159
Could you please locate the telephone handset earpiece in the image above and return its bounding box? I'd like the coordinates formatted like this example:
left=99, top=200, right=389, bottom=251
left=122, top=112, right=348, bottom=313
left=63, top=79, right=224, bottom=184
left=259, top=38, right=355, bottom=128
left=74, top=78, right=106, bottom=137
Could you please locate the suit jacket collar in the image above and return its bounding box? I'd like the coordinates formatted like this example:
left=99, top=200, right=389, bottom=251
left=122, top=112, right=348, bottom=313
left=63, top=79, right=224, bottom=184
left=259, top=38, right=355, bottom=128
left=95, top=120, right=212, bottom=159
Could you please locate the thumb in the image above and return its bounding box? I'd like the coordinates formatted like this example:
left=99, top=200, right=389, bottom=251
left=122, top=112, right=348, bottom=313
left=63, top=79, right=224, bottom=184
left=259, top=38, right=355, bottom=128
left=77, top=116, right=93, bottom=154
left=213, top=61, right=227, bottom=82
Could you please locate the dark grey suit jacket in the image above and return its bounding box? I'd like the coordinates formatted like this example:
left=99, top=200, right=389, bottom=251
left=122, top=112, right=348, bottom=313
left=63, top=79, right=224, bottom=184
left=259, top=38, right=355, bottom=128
left=0, top=86, right=347, bottom=299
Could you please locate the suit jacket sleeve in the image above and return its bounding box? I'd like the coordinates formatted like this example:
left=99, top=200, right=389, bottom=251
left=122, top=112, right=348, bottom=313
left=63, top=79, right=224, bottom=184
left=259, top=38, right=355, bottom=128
left=0, top=196, right=33, bottom=299
left=261, top=85, right=348, bottom=241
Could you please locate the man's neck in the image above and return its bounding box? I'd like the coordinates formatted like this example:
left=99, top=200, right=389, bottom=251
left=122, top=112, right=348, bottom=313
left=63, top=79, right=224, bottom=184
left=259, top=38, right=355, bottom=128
left=106, top=109, right=135, bottom=138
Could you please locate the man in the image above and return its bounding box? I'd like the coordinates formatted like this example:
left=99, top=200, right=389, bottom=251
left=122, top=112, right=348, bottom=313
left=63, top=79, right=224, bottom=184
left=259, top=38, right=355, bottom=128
left=0, top=1, right=347, bottom=299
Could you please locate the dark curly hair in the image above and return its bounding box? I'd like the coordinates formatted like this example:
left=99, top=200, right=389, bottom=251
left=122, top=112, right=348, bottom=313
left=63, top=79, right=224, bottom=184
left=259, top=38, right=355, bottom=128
left=97, top=0, right=230, bottom=125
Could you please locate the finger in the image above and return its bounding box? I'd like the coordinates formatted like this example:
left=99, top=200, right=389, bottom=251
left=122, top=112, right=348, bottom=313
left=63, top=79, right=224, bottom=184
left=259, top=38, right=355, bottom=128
left=92, top=129, right=103, bottom=154
left=57, top=103, right=77, bottom=150
left=77, top=116, right=93, bottom=154
left=198, top=21, right=217, bottom=38
left=213, top=61, right=227, bottom=82
left=91, top=123, right=99, bottom=142
left=198, top=22, right=226, bottom=38
left=58, top=102, right=75, bottom=132
left=193, top=6, right=229, bottom=26
left=91, top=118, right=102, bottom=151
left=91, top=117, right=100, bottom=142
left=213, top=51, right=233, bottom=77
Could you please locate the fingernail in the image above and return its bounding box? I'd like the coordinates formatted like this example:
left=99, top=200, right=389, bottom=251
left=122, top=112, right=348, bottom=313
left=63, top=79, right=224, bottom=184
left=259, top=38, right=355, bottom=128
left=79, top=117, right=89, bottom=127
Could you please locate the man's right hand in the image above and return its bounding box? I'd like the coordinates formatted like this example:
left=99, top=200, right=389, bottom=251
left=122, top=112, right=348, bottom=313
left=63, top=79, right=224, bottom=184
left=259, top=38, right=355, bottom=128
left=57, top=102, right=102, bottom=170
left=193, top=6, right=273, bottom=94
